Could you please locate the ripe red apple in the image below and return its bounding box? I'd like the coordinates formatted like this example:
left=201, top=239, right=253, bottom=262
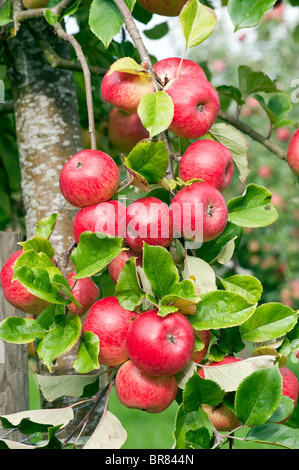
left=108, top=249, right=142, bottom=284
left=137, top=0, right=188, bottom=16
left=126, top=196, right=173, bottom=252
left=0, top=250, right=50, bottom=315
left=59, top=149, right=120, bottom=208
left=179, top=140, right=234, bottom=192
left=126, top=309, right=195, bottom=376
left=22, top=0, right=49, bottom=8
left=82, top=296, right=135, bottom=366
left=280, top=366, right=299, bottom=408
left=276, top=127, right=291, bottom=142
left=170, top=182, right=228, bottom=243
left=72, top=199, right=127, bottom=244
left=101, top=70, right=155, bottom=114
left=287, top=129, right=299, bottom=177
left=67, top=271, right=100, bottom=316
left=163, top=75, right=220, bottom=139
left=191, top=330, right=210, bottom=364
left=153, top=57, right=206, bottom=84
left=115, top=360, right=178, bottom=413
left=108, top=108, right=149, bottom=154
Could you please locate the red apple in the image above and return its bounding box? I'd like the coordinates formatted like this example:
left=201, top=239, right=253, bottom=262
left=287, top=129, right=299, bottom=177
left=108, top=249, right=142, bottom=284
left=0, top=250, right=50, bottom=315
left=115, top=360, right=178, bottom=413
left=101, top=70, right=155, bottom=114
left=202, top=403, right=242, bottom=432
left=137, top=0, right=188, bottom=16
left=82, top=296, right=135, bottom=366
left=153, top=57, right=206, bottom=84
left=108, top=108, right=149, bottom=154
left=126, top=196, right=173, bottom=252
left=179, top=140, right=234, bottom=192
left=191, top=330, right=210, bottom=364
left=163, top=75, right=220, bottom=139
left=170, top=182, right=228, bottom=243
left=257, top=164, right=272, bottom=179
left=198, top=355, right=242, bottom=378
left=271, top=193, right=285, bottom=210
left=72, top=199, right=127, bottom=244
left=280, top=366, right=299, bottom=408
left=67, top=271, right=100, bottom=316
left=59, top=149, right=120, bottom=208
left=276, top=127, right=291, bottom=142
left=126, top=309, right=195, bottom=376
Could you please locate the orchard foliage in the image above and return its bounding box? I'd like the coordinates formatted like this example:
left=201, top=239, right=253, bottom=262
left=0, top=0, right=299, bottom=450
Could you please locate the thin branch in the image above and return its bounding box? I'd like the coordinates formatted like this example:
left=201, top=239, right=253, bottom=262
left=26, top=23, right=106, bottom=76
left=218, top=109, right=287, bottom=161
left=54, top=21, right=97, bottom=150
left=13, top=0, right=74, bottom=31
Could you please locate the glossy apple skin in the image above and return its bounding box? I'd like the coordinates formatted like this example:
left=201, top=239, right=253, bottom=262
left=83, top=296, right=135, bottom=366
left=126, top=309, right=195, bottom=376
left=0, top=250, right=50, bottom=315
left=287, top=129, right=299, bottom=177
left=126, top=197, right=173, bottom=252
left=115, top=360, right=178, bottom=413
left=170, top=182, right=228, bottom=243
left=153, top=57, right=206, bottom=84
left=67, top=271, right=100, bottom=316
left=101, top=70, right=155, bottom=114
left=108, top=249, right=142, bottom=284
left=179, top=140, right=234, bottom=192
left=137, top=0, right=188, bottom=16
left=22, top=0, right=49, bottom=8
left=59, top=149, right=120, bottom=208
left=72, top=200, right=127, bottom=244
left=191, top=330, right=210, bottom=364
left=279, top=366, right=299, bottom=422
left=108, top=108, right=149, bottom=154
left=163, top=75, right=220, bottom=139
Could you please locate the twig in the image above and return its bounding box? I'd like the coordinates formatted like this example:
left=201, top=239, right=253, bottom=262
left=13, top=0, right=74, bottom=31
left=56, top=240, right=76, bottom=279
left=26, top=23, right=106, bottom=76
left=218, top=109, right=287, bottom=161
left=54, top=22, right=97, bottom=150
left=61, top=369, right=117, bottom=448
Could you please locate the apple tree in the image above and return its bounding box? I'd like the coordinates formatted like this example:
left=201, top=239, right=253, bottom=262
left=0, top=0, right=299, bottom=450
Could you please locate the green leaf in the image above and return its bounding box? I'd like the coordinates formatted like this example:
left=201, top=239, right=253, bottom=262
left=267, top=396, right=295, bottom=424
left=239, top=303, right=298, bottom=342
left=227, top=184, right=278, bottom=228
left=189, top=290, right=256, bottom=330
left=0, top=1, right=12, bottom=26
left=196, top=222, right=243, bottom=264
left=19, top=236, right=54, bottom=260
left=37, top=315, right=81, bottom=371
left=71, top=232, right=124, bottom=279
left=108, top=57, right=150, bottom=76
left=142, top=244, right=179, bottom=300
left=115, top=257, right=145, bottom=311
left=245, top=423, right=299, bottom=449
left=137, top=91, right=174, bottom=138
left=238, top=65, right=280, bottom=98
left=216, top=85, right=245, bottom=106
left=73, top=332, right=100, bottom=374
left=183, top=372, right=224, bottom=414
left=235, top=365, right=282, bottom=426
left=123, top=140, right=169, bottom=185
left=254, top=93, right=292, bottom=128
left=44, top=9, right=58, bottom=25
left=179, top=0, right=217, bottom=49
left=0, top=317, right=47, bottom=344
left=144, top=21, right=169, bottom=40
left=182, top=255, right=217, bottom=295
left=37, top=372, right=100, bottom=402
left=89, top=0, right=136, bottom=48
left=208, top=123, right=250, bottom=183
left=35, top=213, right=59, bottom=240
left=219, top=274, right=263, bottom=304
left=184, top=408, right=214, bottom=449
left=227, top=0, right=277, bottom=32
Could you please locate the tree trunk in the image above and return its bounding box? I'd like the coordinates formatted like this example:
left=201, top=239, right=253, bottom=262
left=4, top=19, right=104, bottom=443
